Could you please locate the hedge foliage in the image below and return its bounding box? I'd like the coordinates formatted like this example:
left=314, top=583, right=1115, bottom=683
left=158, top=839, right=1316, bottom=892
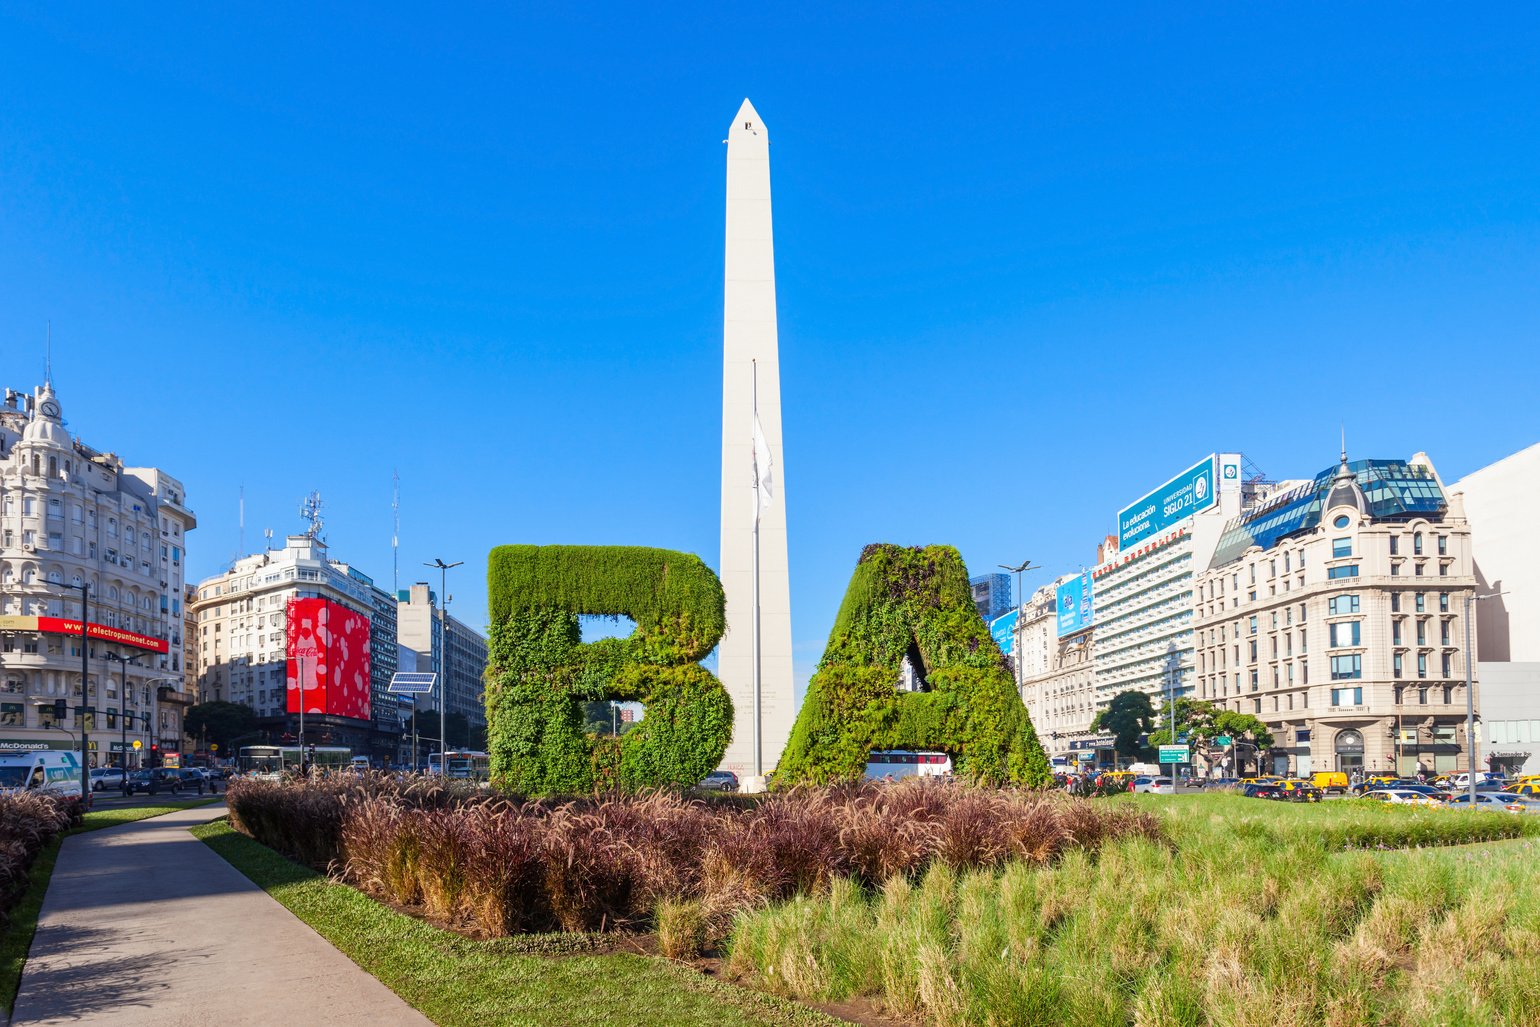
left=484, top=545, right=731, bottom=795
left=776, top=544, right=1052, bottom=787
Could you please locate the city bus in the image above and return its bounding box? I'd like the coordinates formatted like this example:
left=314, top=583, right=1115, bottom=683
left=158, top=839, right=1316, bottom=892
left=863, top=750, right=952, bottom=781
left=237, top=745, right=352, bottom=779
left=431, top=750, right=491, bottom=781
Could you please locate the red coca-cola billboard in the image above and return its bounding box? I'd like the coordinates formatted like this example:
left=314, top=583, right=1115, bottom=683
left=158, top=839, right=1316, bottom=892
left=285, top=598, right=372, bottom=720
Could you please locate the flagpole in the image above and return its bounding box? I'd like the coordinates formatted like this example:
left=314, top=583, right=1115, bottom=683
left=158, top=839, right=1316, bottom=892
left=751, top=360, right=763, bottom=780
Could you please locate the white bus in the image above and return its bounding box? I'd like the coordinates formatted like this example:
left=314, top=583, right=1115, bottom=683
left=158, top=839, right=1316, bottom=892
left=863, top=750, right=953, bottom=781
left=237, top=745, right=352, bottom=779
left=430, top=750, right=491, bottom=781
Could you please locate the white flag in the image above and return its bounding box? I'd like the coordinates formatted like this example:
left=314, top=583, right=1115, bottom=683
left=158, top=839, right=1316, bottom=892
left=753, top=412, right=774, bottom=518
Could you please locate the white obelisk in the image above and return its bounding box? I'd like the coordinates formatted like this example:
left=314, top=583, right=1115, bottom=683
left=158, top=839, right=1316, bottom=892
left=720, top=98, right=795, bottom=789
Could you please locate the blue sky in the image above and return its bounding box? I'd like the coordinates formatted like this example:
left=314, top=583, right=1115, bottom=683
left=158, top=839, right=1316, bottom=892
left=3, top=5, right=1538, bottom=697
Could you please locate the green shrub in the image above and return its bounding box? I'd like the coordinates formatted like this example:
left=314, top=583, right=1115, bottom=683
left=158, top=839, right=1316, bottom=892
left=484, top=545, right=732, bottom=794
left=777, top=544, right=1051, bottom=786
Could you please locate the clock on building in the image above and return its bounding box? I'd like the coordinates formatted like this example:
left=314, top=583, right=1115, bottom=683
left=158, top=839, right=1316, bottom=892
left=39, top=400, right=59, bottom=418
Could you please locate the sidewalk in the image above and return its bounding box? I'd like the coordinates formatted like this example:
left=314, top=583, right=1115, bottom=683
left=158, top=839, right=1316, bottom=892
left=11, top=803, right=433, bottom=1026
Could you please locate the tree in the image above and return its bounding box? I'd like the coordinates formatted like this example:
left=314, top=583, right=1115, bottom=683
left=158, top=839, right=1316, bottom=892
left=1148, top=698, right=1219, bottom=748
left=1211, top=710, right=1275, bottom=774
left=184, top=701, right=258, bottom=752
left=1091, top=690, right=1157, bottom=762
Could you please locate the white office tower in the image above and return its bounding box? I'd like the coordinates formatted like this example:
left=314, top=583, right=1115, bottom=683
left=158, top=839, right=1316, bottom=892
left=718, top=99, right=795, bottom=789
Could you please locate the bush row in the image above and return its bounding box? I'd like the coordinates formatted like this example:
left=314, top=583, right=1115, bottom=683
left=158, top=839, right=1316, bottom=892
left=0, top=792, right=80, bottom=924
left=225, top=776, right=1160, bottom=947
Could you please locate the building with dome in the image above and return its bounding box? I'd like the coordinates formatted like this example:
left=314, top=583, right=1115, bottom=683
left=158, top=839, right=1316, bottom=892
left=0, top=380, right=196, bottom=766
left=1192, top=449, right=1477, bottom=777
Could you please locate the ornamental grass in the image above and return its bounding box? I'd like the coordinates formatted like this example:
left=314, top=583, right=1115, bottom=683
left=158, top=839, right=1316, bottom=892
left=0, top=792, right=78, bottom=924
left=225, top=775, right=1159, bottom=946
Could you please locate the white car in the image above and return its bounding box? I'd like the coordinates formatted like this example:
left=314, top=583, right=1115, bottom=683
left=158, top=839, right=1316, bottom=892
left=1132, top=776, right=1175, bottom=795
left=1362, top=788, right=1443, bottom=807
left=88, top=768, right=125, bottom=792
left=1447, top=792, right=1540, bottom=814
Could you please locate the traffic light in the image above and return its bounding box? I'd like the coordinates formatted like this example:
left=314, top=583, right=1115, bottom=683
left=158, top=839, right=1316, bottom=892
left=149, top=743, right=160, bottom=767
left=53, top=699, right=66, bottom=722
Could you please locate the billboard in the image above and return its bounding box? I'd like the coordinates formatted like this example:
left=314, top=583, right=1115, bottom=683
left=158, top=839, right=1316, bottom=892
left=0, top=615, right=168, bottom=654
left=286, top=598, right=372, bottom=720
left=1056, top=571, right=1094, bottom=638
left=1118, top=455, right=1216, bottom=550
left=989, top=609, right=1018, bottom=657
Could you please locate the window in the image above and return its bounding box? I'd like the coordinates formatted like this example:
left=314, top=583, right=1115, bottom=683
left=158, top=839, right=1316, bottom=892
left=1416, top=621, right=1427, bottom=646
left=1328, top=565, right=1359, bottom=580
left=1250, top=670, right=1259, bottom=691
left=1442, top=653, right=1452, bottom=677
left=1394, top=654, right=1403, bottom=678
left=1249, top=640, right=1258, bottom=662
left=1329, top=622, right=1361, bottom=647
left=1418, top=687, right=1428, bottom=704
left=1249, top=616, right=1257, bottom=635
left=1438, top=563, right=1448, bottom=578
left=1417, top=654, right=1428, bottom=678
left=1415, top=563, right=1425, bottom=577
left=1415, top=593, right=1426, bottom=613
left=1414, top=533, right=1424, bottom=555
left=1391, top=563, right=1401, bottom=577
left=1389, top=535, right=1399, bottom=556
left=1328, top=594, right=1360, bottom=615
left=1437, top=535, right=1448, bottom=556
left=1391, top=593, right=1401, bottom=613
left=1331, top=685, right=1364, bottom=706
left=1332, top=538, right=1353, bottom=558
left=1333, top=514, right=1351, bottom=529
left=1300, top=629, right=1307, bottom=653
left=1330, top=654, right=1363, bottom=680
left=1440, top=622, right=1450, bottom=646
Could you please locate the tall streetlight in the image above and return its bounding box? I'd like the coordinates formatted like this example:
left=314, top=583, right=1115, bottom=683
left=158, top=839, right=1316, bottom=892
left=998, top=560, right=1040, bottom=689
left=103, top=651, right=145, bottom=786
left=1463, top=591, right=1506, bottom=804
left=425, top=559, right=462, bottom=771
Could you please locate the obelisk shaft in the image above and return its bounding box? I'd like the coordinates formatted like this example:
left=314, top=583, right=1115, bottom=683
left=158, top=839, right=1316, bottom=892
left=720, top=99, right=794, bottom=785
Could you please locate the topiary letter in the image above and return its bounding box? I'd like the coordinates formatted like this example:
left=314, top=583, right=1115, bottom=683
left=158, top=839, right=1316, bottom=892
left=484, top=545, right=731, bottom=795
left=776, top=544, right=1052, bottom=787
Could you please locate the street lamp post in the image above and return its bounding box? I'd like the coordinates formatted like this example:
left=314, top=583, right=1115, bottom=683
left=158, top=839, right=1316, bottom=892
left=998, top=560, right=1040, bottom=689
left=425, top=559, right=462, bottom=772
left=104, top=651, right=144, bottom=794
left=1463, top=591, right=1506, bottom=805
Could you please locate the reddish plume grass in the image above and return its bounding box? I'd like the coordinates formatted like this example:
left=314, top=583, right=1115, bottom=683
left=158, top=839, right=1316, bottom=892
left=226, top=775, right=1161, bottom=944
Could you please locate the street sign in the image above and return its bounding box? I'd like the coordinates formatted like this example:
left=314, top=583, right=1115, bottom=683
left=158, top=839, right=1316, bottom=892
left=1158, top=745, right=1190, bottom=764
left=1215, top=735, right=1232, bottom=746
left=210, top=743, right=219, bottom=752
left=388, top=672, right=437, bottom=695
left=132, top=740, right=142, bottom=750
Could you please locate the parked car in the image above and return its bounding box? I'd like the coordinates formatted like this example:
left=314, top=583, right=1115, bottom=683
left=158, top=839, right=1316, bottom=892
left=176, top=769, right=209, bottom=794
left=1274, top=779, right=1323, bottom=802
left=1131, top=776, right=1175, bottom=794
left=0, top=752, right=84, bottom=798
left=1362, top=788, right=1444, bottom=807
left=89, top=767, right=126, bottom=792
left=1447, top=792, right=1540, bottom=814
left=698, top=770, right=739, bottom=792
left=1388, top=782, right=1454, bottom=802
left=124, top=768, right=185, bottom=795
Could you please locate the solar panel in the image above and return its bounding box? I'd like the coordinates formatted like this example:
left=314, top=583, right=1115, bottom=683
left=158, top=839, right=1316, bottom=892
left=387, top=672, right=438, bottom=694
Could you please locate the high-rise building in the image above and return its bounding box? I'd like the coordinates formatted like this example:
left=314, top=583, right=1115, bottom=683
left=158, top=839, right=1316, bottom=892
left=969, top=573, right=1012, bottom=622
left=0, top=381, right=196, bottom=765
left=719, top=99, right=795, bottom=785
left=397, top=582, right=486, bottom=758
left=1451, top=441, right=1540, bottom=775
left=1092, top=454, right=1258, bottom=706
left=1193, top=451, right=1477, bottom=777
left=1016, top=576, right=1097, bottom=764
left=189, top=534, right=401, bottom=763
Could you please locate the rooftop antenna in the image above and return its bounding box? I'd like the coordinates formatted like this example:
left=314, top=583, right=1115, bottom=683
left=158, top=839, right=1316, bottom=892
left=45, top=321, right=53, bottom=387
left=300, top=491, right=325, bottom=542
left=264, top=528, right=274, bottom=551
left=239, top=485, right=246, bottom=556
left=392, top=469, right=401, bottom=594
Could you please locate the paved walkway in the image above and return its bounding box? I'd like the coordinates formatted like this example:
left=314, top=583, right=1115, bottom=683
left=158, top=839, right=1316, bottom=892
left=12, top=803, right=433, bottom=1026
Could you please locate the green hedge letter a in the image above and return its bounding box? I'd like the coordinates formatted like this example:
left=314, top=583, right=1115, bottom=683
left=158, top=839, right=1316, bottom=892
left=484, top=545, right=732, bottom=795
left=776, top=544, right=1052, bottom=787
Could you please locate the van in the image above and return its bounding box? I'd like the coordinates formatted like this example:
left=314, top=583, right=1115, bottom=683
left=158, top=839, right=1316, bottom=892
left=0, top=751, right=83, bottom=799
left=1311, top=771, right=1349, bottom=794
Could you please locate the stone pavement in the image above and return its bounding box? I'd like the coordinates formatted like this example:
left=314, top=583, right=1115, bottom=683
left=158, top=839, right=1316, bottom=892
left=11, top=802, right=433, bottom=1026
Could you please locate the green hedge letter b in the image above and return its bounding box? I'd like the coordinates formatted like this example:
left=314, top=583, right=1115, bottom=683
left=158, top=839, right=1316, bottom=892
left=484, top=545, right=732, bottom=795
left=776, top=543, right=1052, bottom=787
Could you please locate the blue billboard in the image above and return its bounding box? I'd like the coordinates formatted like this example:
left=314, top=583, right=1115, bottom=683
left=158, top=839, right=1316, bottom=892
left=989, top=609, right=1018, bottom=656
left=1118, top=455, right=1217, bottom=550
left=1056, top=572, right=1094, bottom=638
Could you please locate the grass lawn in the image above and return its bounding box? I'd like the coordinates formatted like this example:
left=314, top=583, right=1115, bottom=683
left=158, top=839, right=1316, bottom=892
left=0, top=799, right=220, bottom=1014
left=193, top=819, right=844, bottom=1027
left=728, top=794, right=1540, bottom=1027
